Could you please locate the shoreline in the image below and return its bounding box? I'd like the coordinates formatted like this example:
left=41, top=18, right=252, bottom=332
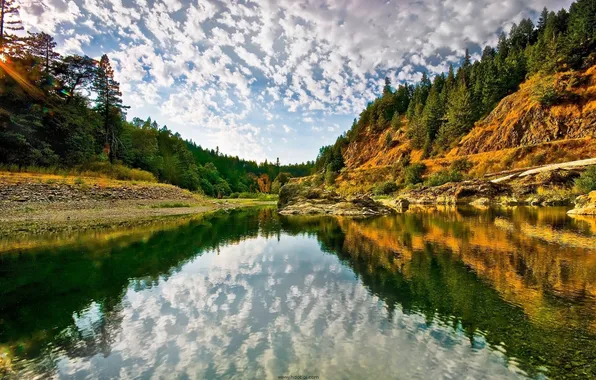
left=0, top=171, right=277, bottom=237
left=0, top=198, right=276, bottom=237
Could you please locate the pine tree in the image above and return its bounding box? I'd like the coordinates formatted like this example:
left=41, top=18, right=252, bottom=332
left=537, top=7, right=549, bottom=34
left=383, top=76, right=392, bottom=96
left=26, top=32, right=60, bottom=76
left=0, top=0, right=23, bottom=54
left=437, top=83, right=474, bottom=148
left=93, top=54, right=127, bottom=162
left=54, top=55, right=97, bottom=102
left=421, top=75, right=445, bottom=155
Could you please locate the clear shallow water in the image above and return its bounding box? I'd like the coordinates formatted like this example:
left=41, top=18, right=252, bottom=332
left=1, top=207, right=596, bottom=379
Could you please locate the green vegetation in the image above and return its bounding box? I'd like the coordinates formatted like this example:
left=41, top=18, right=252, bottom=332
left=424, top=170, right=463, bottom=187
left=316, top=0, right=596, bottom=166
left=450, top=158, right=473, bottom=173
left=0, top=4, right=313, bottom=197
left=404, top=163, right=426, bottom=185
left=575, top=166, right=596, bottom=193
left=150, top=202, right=193, bottom=209
left=373, top=181, right=399, bottom=195
left=228, top=192, right=278, bottom=201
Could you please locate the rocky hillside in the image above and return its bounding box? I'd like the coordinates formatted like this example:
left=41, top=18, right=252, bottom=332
left=450, top=66, right=596, bottom=156
left=331, top=65, right=596, bottom=194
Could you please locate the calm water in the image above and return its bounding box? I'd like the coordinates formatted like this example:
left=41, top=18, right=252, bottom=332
left=1, top=207, right=596, bottom=379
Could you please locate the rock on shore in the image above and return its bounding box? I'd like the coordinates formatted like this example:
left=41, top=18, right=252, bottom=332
left=568, top=191, right=596, bottom=215
left=278, top=184, right=393, bottom=216
left=398, top=180, right=511, bottom=205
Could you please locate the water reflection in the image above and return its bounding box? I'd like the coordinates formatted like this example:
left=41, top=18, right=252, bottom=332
left=1, top=207, right=595, bottom=379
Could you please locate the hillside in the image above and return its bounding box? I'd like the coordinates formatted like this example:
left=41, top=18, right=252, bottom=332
left=451, top=66, right=596, bottom=156
left=327, top=65, right=596, bottom=194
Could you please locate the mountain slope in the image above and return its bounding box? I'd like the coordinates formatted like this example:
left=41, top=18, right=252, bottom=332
left=332, top=65, right=596, bottom=194
left=450, top=66, right=596, bottom=157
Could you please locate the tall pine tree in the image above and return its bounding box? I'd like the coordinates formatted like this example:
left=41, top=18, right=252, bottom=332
left=93, top=54, right=127, bottom=162
left=0, top=0, right=23, bottom=54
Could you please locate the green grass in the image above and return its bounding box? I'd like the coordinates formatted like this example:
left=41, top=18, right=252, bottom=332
left=150, top=202, right=193, bottom=209
left=0, top=162, right=157, bottom=183
left=228, top=192, right=278, bottom=201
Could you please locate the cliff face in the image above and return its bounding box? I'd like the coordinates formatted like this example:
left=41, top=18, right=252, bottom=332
left=339, top=66, right=596, bottom=174
left=450, top=66, right=596, bottom=157
left=332, top=66, right=596, bottom=194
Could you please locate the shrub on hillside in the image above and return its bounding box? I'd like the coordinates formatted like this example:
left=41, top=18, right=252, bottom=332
left=450, top=158, right=473, bottom=173
left=404, top=163, right=426, bottom=185
left=424, top=170, right=463, bottom=187
left=385, top=132, right=393, bottom=149
left=575, top=166, right=596, bottom=193
left=81, top=161, right=157, bottom=182
left=373, top=181, right=399, bottom=195
left=325, top=164, right=337, bottom=186
left=532, top=82, right=563, bottom=107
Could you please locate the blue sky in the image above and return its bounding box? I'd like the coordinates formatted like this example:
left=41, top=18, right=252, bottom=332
left=20, top=0, right=572, bottom=164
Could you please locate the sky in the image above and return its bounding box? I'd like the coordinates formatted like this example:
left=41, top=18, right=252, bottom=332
left=19, top=0, right=573, bottom=164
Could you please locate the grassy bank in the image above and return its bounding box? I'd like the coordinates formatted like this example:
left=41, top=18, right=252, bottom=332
left=0, top=171, right=277, bottom=237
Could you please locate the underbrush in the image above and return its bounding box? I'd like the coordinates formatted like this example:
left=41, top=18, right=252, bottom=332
left=536, top=186, right=578, bottom=199
left=424, top=170, right=463, bottom=187
left=150, top=202, right=193, bottom=209
left=228, top=192, right=278, bottom=201
left=0, top=162, right=157, bottom=183
left=575, top=166, right=596, bottom=193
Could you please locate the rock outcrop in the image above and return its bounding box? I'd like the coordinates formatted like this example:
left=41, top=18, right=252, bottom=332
left=452, top=67, right=596, bottom=156
left=278, top=184, right=393, bottom=216
left=398, top=180, right=511, bottom=205
left=568, top=192, right=596, bottom=215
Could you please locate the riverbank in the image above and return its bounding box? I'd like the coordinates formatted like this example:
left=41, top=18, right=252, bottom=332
left=0, top=172, right=275, bottom=236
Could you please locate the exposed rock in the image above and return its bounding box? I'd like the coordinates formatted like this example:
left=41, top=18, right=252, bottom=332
left=400, top=180, right=511, bottom=205
left=452, top=67, right=596, bottom=156
left=278, top=184, right=393, bottom=216
left=568, top=192, right=596, bottom=215
left=0, top=179, right=194, bottom=212
left=394, top=199, right=410, bottom=212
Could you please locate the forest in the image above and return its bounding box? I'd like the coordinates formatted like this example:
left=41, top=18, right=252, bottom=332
left=315, top=0, right=596, bottom=179
left=0, top=0, right=313, bottom=196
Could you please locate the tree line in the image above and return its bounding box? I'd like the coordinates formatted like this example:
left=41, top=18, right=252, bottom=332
left=0, top=0, right=313, bottom=196
left=315, top=0, right=596, bottom=176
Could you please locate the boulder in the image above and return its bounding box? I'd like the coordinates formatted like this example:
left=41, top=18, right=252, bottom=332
left=278, top=184, right=393, bottom=216
left=568, top=191, right=596, bottom=215
left=400, top=180, right=511, bottom=205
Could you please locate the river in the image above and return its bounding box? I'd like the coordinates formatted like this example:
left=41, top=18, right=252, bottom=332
left=1, top=206, right=595, bottom=379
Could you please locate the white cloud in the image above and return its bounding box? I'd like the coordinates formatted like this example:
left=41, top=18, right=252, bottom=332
left=17, top=0, right=575, bottom=162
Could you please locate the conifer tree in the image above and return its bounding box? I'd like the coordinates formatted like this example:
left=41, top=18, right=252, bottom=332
left=0, top=0, right=23, bottom=54
left=437, top=83, right=474, bottom=148
left=26, top=32, right=60, bottom=76
left=93, top=54, right=127, bottom=162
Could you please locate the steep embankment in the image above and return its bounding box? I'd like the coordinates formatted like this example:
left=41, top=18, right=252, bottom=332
left=335, top=66, right=596, bottom=194
left=451, top=66, right=596, bottom=156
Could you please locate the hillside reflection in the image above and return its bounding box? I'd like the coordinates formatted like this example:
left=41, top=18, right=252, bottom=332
left=1, top=206, right=595, bottom=378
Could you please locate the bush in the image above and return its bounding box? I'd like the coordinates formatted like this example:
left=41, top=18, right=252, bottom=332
left=312, top=173, right=324, bottom=187
left=81, top=161, right=157, bottom=182
left=450, top=158, right=473, bottom=173
left=424, top=170, right=463, bottom=187
left=229, top=192, right=240, bottom=198
left=373, top=181, right=398, bottom=195
left=325, top=164, right=337, bottom=186
left=575, top=166, right=596, bottom=193
left=532, top=82, right=562, bottom=107
left=385, top=132, right=392, bottom=148
left=404, top=163, right=426, bottom=185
